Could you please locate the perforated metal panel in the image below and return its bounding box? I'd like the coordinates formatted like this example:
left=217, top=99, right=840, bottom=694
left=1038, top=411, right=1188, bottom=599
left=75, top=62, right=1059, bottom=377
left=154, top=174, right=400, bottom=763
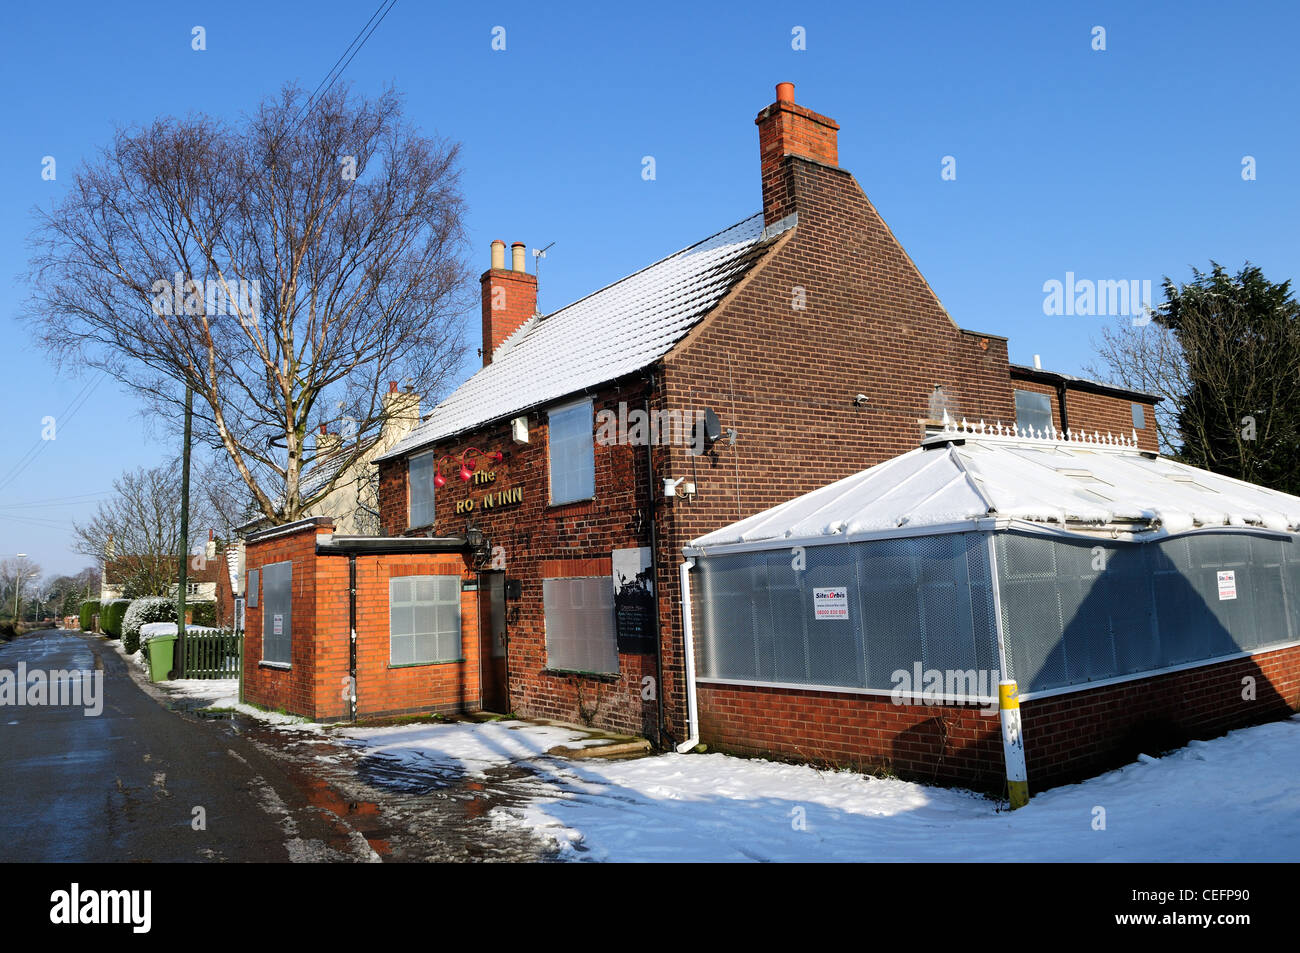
left=694, top=532, right=999, bottom=693
left=996, top=531, right=1300, bottom=694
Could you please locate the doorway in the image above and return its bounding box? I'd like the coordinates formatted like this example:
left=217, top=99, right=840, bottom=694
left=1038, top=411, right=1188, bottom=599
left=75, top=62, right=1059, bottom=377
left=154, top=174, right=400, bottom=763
left=478, top=571, right=509, bottom=713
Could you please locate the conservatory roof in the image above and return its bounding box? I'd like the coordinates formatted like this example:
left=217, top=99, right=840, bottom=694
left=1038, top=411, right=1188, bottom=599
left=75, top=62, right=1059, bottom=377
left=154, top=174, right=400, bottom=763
left=687, top=421, right=1300, bottom=553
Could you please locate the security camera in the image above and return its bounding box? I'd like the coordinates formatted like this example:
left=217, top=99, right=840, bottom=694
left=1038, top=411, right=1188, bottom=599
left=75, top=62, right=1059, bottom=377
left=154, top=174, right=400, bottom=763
left=853, top=394, right=869, bottom=407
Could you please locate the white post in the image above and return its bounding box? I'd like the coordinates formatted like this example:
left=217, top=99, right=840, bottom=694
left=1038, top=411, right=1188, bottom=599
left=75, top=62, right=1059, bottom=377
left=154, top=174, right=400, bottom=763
left=999, top=680, right=1030, bottom=809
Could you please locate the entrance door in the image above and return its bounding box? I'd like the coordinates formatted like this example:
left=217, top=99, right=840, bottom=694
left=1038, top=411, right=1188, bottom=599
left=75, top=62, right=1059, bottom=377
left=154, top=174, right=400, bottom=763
left=478, top=572, right=509, bottom=713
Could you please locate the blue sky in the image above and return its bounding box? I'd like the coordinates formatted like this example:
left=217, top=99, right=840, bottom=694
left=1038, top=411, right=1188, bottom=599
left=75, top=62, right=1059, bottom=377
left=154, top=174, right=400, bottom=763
left=2, top=1, right=1297, bottom=575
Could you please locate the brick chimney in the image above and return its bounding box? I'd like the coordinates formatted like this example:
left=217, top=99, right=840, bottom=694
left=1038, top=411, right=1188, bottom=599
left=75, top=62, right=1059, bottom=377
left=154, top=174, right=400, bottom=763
left=480, top=239, right=537, bottom=365
left=381, top=380, right=420, bottom=445
left=755, top=82, right=840, bottom=226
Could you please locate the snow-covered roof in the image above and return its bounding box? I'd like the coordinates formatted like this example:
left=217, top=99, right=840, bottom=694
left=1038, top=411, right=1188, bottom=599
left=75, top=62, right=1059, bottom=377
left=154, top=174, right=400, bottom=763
left=378, top=213, right=788, bottom=460
left=688, top=421, right=1300, bottom=553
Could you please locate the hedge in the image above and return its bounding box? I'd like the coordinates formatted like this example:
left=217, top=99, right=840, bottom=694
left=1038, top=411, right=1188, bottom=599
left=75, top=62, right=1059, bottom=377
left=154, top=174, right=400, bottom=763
left=190, top=601, right=217, bottom=627
left=123, top=597, right=176, bottom=654
left=79, top=600, right=101, bottom=632
left=101, top=598, right=131, bottom=640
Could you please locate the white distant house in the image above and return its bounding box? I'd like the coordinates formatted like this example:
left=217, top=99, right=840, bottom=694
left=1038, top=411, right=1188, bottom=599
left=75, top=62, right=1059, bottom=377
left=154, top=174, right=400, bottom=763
left=237, top=381, right=421, bottom=539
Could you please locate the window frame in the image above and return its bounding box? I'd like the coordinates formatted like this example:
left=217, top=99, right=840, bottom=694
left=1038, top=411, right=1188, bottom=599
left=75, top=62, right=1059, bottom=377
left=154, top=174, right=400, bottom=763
left=1013, top=389, right=1053, bottom=435
left=547, top=399, right=596, bottom=506
left=388, top=573, right=463, bottom=667
left=408, top=450, right=436, bottom=529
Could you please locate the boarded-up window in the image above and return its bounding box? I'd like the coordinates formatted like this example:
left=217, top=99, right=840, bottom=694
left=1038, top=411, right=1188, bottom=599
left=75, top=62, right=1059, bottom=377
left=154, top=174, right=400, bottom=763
left=543, top=576, right=618, bottom=674
left=389, top=575, right=461, bottom=665
left=247, top=569, right=259, bottom=608
left=261, top=561, right=292, bottom=665
left=409, top=452, right=436, bottom=528
left=548, top=400, right=595, bottom=504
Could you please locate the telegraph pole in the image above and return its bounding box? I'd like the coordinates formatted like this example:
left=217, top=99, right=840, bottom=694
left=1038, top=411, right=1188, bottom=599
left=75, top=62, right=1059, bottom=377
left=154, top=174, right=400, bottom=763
left=175, top=385, right=192, bottom=678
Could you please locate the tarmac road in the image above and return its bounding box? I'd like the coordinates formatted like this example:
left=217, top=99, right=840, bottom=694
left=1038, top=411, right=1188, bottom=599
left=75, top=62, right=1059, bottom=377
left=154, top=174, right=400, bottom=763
left=0, top=629, right=378, bottom=862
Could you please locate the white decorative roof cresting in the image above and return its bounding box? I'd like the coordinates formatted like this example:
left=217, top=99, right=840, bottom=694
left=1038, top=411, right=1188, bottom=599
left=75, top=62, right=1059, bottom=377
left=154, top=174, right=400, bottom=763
left=379, top=213, right=786, bottom=460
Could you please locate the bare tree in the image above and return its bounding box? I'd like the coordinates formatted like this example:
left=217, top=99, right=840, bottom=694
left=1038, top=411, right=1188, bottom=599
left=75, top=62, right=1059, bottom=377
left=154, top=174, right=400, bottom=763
left=0, top=556, right=43, bottom=621
left=26, top=83, right=469, bottom=526
left=1083, top=318, right=1187, bottom=456
left=72, top=463, right=215, bottom=598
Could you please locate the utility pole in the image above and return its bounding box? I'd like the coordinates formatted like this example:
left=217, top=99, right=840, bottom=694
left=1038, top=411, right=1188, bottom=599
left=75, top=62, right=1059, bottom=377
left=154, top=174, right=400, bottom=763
left=175, top=385, right=192, bottom=678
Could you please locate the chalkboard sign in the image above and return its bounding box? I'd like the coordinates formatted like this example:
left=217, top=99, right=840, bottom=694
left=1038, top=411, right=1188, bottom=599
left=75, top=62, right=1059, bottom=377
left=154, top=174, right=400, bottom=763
left=612, top=547, right=655, bottom=654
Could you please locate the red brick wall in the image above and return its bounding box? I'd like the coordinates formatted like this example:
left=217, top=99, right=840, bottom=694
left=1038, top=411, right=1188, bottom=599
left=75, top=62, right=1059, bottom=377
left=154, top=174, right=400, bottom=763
left=242, top=520, right=325, bottom=718
left=696, top=643, right=1300, bottom=792
left=1022, top=642, right=1300, bottom=789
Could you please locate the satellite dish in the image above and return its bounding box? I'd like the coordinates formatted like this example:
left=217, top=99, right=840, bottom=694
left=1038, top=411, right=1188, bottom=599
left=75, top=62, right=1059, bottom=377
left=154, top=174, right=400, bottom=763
left=690, top=408, right=723, bottom=455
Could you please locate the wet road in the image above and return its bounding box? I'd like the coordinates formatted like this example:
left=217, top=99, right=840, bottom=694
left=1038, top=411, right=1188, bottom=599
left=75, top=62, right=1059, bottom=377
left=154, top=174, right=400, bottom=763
left=0, top=630, right=378, bottom=862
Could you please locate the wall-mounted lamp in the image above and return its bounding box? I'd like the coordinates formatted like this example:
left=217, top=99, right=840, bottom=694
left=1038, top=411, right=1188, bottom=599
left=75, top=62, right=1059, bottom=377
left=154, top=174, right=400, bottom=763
left=435, top=447, right=505, bottom=487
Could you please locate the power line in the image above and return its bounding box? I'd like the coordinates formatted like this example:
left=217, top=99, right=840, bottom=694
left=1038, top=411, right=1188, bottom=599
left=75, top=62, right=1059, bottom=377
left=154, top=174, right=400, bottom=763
left=0, top=372, right=107, bottom=496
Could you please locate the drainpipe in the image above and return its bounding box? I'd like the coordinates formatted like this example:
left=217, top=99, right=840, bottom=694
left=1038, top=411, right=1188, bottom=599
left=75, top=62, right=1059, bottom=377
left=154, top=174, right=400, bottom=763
left=644, top=391, right=664, bottom=746
left=1056, top=381, right=1070, bottom=434
left=676, top=556, right=700, bottom=753
left=348, top=554, right=358, bottom=722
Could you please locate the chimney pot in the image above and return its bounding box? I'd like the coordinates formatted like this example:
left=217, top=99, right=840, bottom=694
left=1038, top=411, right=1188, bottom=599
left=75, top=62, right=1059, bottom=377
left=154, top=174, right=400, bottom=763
left=319, top=423, right=328, bottom=435
left=511, top=242, right=526, bottom=273
left=490, top=239, right=506, bottom=271
left=389, top=380, right=398, bottom=393
left=775, top=81, right=795, bottom=104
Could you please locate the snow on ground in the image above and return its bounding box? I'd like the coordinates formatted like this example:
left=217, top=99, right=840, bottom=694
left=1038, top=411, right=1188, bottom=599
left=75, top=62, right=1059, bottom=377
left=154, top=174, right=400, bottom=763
left=335, top=720, right=613, bottom=777
left=156, top=678, right=322, bottom=729
left=342, top=714, right=1300, bottom=862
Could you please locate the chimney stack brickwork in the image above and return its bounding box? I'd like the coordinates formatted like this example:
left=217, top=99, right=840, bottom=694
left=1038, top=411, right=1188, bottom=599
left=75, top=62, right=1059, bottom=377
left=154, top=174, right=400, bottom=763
left=755, top=83, right=841, bottom=226
left=480, top=243, right=538, bottom=366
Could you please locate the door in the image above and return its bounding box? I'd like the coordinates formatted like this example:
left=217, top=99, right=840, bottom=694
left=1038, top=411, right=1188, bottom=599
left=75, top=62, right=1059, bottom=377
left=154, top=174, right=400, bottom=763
left=478, top=572, right=509, bottom=713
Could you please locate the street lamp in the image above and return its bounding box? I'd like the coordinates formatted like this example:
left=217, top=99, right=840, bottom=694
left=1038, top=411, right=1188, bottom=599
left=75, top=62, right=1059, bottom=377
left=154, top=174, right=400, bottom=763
left=12, top=554, right=31, bottom=619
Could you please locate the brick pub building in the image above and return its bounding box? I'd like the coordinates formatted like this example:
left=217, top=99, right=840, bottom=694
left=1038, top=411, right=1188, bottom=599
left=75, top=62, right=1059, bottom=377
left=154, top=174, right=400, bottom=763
left=318, top=82, right=1294, bottom=796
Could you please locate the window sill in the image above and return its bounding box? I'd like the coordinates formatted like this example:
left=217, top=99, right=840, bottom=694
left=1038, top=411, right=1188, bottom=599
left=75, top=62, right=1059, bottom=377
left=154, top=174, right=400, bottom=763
left=542, top=668, right=620, bottom=680
left=259, top=661, right=291, bottom=670
left=388, top=659, right=465, bottom=669
left=547, top=497, right=595, bottom=510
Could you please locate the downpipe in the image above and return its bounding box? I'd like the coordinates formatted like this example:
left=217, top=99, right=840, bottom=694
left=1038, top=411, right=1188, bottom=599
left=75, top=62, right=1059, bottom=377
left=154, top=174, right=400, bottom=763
left=676, top=556, right=700, bottom=753
left=348, top=554, right=358, bottom=722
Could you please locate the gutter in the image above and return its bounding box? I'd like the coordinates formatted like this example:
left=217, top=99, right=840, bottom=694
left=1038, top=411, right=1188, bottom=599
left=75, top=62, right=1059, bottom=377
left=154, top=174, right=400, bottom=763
left=316, top=535, right=469, bottom=556
left=676, top=557, right=700, bottom=753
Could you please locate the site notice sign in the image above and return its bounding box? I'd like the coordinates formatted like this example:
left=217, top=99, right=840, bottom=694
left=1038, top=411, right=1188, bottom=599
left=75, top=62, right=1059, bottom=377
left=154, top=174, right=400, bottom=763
left=813, top=587, right=849, bottom=620
left=1217, top=570, right=1238, bottom=601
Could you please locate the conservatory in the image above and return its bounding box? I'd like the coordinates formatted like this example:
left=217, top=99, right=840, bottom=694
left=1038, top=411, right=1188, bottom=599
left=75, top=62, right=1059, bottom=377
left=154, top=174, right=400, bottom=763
left=680, top=421, right=1300, bottom=787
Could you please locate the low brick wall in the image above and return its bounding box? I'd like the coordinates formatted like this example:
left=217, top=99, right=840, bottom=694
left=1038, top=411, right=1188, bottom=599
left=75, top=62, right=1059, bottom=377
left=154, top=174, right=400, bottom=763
left=698, top=642, right=1300, bottom=792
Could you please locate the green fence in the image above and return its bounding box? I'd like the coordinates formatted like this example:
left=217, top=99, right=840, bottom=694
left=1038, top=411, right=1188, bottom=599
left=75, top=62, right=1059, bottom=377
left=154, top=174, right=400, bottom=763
left=182, top=629, right=243, bottom=680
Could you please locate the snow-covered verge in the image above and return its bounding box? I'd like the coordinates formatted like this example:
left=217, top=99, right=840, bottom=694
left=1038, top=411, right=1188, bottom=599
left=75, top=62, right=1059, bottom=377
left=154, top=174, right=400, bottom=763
left=156, top=678, right=322, bottom=729
left=335, top=720, right=615, bottom=776
left=340, top=714, right=1300, bottom=862
left=505, top=717, right=1300, bottom=861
